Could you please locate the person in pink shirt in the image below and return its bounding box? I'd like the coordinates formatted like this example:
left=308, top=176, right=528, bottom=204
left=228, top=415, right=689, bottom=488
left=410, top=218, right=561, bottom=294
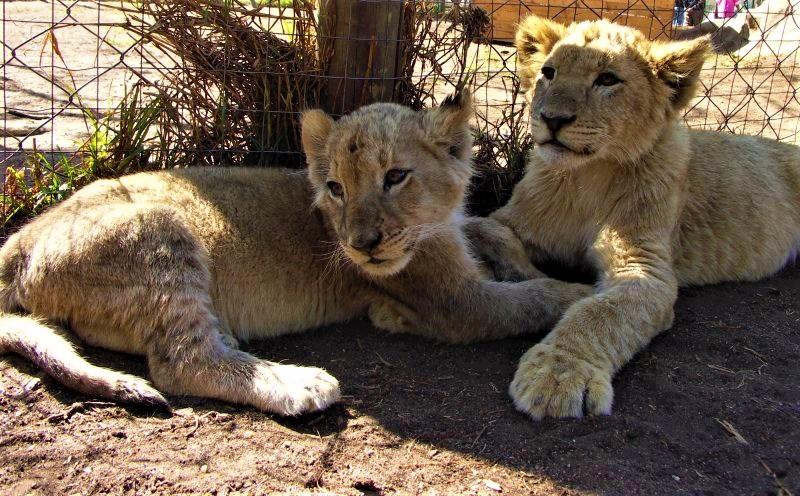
left=715, top=0, right=737, bottom=18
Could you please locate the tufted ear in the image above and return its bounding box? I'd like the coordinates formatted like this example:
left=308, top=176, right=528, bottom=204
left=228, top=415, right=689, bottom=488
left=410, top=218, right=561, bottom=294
left=301, top=108, right=334, bottom=186
left=423, top=90, right=474, bottom=161
left=515, top=16, right=566, bottom=89
left=515, top=15, right=566, bottom=63
left=649, top=37, right=710, bottom=110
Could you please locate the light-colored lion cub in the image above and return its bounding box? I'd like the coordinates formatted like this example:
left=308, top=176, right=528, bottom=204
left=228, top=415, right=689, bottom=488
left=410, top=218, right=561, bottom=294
left=0, top=94, right=590, bottom=415
left=466, top=17, right=800, bottom=419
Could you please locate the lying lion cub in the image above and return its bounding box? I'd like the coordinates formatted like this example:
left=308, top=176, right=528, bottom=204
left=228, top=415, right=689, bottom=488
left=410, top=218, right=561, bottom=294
left=466, top=17, right=800, bottom=419
left=0, top=93, right=590, bottom=415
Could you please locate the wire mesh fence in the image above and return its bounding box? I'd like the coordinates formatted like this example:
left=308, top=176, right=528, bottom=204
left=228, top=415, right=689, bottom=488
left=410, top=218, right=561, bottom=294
left=2, top=0, right=799, bottom=227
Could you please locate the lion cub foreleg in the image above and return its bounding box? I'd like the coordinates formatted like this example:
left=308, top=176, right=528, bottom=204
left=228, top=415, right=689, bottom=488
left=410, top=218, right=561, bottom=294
left=461, top=217, right=545, bottom=281
left=368, top=298, right=418, bottom=334
left=382, top=229, right=593, bottom=344
left=509, top=232, right=677, bottom=419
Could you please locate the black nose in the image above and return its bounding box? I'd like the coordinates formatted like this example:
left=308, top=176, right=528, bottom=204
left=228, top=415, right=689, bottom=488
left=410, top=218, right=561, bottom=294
left=540, top=111, right=576, bottom=133
left=349, top=231, right=383, bottom=253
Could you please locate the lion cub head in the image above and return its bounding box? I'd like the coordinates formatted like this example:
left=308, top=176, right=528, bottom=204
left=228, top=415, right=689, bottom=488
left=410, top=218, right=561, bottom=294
left=301, top=93, right=473, bottom=277
left=515, top=16, right=710, bottom=168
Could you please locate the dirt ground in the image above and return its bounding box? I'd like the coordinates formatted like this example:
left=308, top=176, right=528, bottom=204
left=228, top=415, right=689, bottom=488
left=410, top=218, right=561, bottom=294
left=2, top=2, right=800, bottom=495
left=1, top=261, right=799, bottom=495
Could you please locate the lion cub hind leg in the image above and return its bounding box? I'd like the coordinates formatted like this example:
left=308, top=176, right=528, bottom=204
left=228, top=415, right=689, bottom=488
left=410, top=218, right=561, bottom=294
left=117, top=217, right=342, bottom=416
left=14, top=203, right=338, bottom=416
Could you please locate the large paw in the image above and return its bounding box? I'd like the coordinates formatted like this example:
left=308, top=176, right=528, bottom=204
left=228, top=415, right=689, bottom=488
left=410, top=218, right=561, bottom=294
left=254, top=363, right=341, bottom=416
left=509, top=343, right=613, bottom=420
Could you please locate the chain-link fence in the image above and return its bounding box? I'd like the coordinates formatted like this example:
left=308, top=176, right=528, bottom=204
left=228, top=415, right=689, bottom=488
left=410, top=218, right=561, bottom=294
left=2, top=0, right=799, bottom=226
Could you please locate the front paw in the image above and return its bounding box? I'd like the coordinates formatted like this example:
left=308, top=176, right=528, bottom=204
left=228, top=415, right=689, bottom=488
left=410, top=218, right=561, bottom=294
left=369, top=300, right=417, bottom=333
left=509, top=343, right=613, bottom=420
left=254, top=363, right=341, bottom=416
left=490, top=258, right=545, bottom=282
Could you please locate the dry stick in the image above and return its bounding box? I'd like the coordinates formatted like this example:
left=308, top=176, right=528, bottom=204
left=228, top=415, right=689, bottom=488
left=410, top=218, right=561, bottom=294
left=715, top=418, right=749, bottom=445
left=470, top=421, right=493, bottom=448
left=47, top=401, right=115, bottom=423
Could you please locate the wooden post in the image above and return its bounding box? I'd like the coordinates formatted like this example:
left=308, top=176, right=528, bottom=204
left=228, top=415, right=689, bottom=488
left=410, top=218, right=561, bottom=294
left=318, top=0, right=406, bottom=116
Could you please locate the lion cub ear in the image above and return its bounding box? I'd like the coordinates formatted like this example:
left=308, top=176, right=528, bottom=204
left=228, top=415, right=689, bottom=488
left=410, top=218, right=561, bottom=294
left=301, top=109, right=334, bottom=185
left=516, top=16, right=566, bottom=62
left=423, top=90, right=474, bottom=161
left=515, top=16, right=566, bottom=89
left=649, top=37, right=710, bottom=110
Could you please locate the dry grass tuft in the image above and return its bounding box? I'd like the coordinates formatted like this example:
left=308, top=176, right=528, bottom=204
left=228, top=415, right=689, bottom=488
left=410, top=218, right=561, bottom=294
left=119, top=0, right=324, bottom=168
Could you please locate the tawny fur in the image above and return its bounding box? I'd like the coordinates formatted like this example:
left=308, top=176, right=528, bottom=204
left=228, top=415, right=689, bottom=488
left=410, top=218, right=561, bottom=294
left=465, top=17, right=800, bottom=420
left=0, top=94, right=590, bottom=416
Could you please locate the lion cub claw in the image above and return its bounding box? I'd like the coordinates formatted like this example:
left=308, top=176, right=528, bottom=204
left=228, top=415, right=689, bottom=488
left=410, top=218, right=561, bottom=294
left=510, top=343, right=613, bottom=420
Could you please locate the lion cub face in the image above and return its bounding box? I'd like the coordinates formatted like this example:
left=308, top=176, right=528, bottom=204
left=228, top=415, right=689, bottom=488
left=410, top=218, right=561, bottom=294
left=515, top=16, right=709, bottom=169
left=301, top=94, right=473, bottom=277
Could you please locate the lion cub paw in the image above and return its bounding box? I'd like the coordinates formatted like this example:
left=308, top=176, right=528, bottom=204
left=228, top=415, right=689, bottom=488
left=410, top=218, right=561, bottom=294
left=253, top=363, right=341, bottom=416
left=509, top=343, right=613, bottom=420
left=369, top=300, right=416, bottom=333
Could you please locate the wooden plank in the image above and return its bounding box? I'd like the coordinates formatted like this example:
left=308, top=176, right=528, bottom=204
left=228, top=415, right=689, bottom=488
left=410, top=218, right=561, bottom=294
left=473, top=0, right=675, bottom=42
left=318, top=0, right=406, bottom=116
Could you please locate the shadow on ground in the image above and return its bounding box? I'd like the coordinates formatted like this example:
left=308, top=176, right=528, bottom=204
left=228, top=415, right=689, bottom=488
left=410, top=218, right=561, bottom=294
left=1, top=266, right=799, bottom=495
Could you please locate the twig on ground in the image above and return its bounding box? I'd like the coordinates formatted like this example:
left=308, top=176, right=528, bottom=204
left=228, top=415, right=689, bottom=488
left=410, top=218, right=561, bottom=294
left=47, top=401, right=115, bottom=423
left=715, top=418, right=749, bottom=445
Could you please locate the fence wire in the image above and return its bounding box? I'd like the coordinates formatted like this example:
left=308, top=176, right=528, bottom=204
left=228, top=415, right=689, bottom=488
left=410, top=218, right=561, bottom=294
left=1, top=0, right=798, bottom=226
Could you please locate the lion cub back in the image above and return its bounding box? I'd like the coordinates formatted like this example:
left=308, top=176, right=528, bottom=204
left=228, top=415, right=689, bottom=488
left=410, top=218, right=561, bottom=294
left=675, top=130, right=800, bottom=285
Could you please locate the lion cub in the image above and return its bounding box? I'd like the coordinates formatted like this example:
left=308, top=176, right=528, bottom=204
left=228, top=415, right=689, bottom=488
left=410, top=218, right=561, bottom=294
left=466, top=17, right=800, bottom=420
left=0, top=93, right=590, bottom=415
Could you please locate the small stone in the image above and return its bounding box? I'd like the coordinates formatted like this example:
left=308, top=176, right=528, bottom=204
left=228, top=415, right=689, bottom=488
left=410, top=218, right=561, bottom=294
left=200, top=464, right=209, bottom=473
left=428, top=449, right=439, bottom=458
left=672, top=475, right=680, bottom=482
left=484, top=479, right=502, bottom=492
left=24, top=378, right=41, bottom=392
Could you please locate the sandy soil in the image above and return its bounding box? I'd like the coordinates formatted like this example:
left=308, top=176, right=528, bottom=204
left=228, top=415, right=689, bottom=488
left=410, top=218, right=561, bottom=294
left=1, top=260, right=799, bottom=495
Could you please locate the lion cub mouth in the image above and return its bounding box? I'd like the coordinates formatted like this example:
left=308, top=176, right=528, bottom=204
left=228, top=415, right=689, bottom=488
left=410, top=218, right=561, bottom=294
left=541, top=139, right=593, bottom=156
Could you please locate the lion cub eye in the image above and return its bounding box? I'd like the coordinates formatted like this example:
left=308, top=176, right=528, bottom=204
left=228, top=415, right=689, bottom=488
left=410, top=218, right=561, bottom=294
left=327, top=181, right=344, bottom=198
left=594, top=72, right=622, bottom=87
left=384, top=169, right=408, bottom=190
left=541, top=66, right=556, bottom=80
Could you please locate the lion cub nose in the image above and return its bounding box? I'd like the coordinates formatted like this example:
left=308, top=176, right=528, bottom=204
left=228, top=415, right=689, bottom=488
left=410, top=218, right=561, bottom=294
left=349, top=231, right=383, bottom=254
left=541, top=111, right=576, bottom=133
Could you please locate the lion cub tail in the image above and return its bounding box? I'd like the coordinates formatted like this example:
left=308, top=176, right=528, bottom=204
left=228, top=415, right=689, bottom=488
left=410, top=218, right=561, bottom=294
left=0, top=313, right=170, bottom=410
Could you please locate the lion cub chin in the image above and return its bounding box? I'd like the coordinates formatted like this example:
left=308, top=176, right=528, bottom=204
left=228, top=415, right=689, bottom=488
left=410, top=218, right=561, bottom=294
left=0, top=92, right=591, bottom=416
left=467, top=16, right=800, bottom=420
